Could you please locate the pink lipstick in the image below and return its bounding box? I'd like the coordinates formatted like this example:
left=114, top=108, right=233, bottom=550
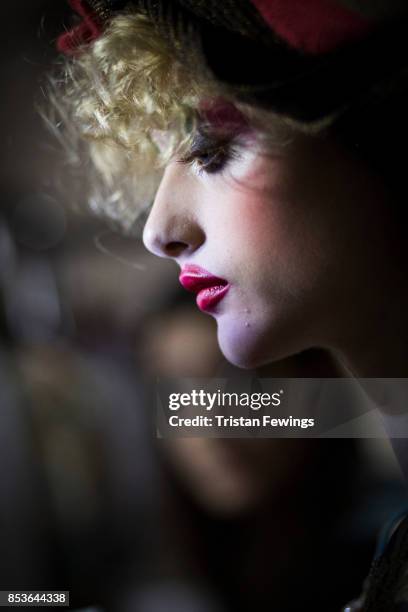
left=179, top=264, right=229, bottom=312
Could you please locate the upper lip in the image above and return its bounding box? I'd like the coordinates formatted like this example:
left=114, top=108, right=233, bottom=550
left=179, top=264, right=228, bottom=293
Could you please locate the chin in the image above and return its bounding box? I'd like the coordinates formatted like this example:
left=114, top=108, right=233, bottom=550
left=216, top=315, right=305, bottom=370
left=216, top=323, right=272, bottom=369
left=220, top=347, right=260, bottom=369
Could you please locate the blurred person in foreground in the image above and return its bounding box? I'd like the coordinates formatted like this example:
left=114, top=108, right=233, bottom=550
left=52, top=0, right=408, bottom=609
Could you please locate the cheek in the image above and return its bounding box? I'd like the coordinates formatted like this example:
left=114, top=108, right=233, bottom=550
left=196, top=140, right=384, bottom=368
left=211, top=159, right=321, bottom=297
left=202, top=158, right=339, bottom=367
left=202, top=176, right=301, bottom=367
left=208, top=158, right=289, bottom=251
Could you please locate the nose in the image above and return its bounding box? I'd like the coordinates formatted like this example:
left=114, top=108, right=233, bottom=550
left=143, top=162, right=205, bottom=259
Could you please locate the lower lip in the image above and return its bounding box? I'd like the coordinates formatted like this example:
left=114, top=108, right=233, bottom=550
left=196, top=285, right=229, bottom=312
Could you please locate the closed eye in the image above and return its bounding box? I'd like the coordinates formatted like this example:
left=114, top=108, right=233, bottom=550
left=178, top=131, right=240, bottom=176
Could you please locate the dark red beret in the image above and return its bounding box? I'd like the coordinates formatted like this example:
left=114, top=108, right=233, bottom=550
left=58, top=0, right=375, bottom=55
left=57, top=0, right=408, bottom=122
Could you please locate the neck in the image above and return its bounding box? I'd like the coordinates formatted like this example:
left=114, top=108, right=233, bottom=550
left=334, top=332, right=408, bottom=378
left=331, top=271, right=408, bottom=378
left=331, top=309, right=408, bottom=480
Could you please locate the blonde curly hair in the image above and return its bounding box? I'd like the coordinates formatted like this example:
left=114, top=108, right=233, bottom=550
left=48, top=8, right=314, bottom=232
left=48, top=11, right=220, bottom=230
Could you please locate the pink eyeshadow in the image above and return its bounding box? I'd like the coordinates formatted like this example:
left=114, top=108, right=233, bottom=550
left=198, top=98, right=250, bottom=134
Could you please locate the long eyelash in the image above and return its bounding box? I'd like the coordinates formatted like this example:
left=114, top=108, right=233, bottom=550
left=194, top=147, right=241, bottom=176
left=178, top=131, right=241, bottom=176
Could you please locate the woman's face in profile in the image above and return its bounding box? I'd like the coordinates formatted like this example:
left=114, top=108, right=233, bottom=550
left=143, top=121, right=388, bottom=369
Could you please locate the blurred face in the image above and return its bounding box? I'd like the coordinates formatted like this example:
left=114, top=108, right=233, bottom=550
left=162, top=437, right=308, bottom=515
left=143, top=104, right=388, bottom=369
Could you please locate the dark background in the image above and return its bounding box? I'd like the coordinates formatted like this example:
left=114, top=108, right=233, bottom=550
left=0, top=3, right=406, bottom=611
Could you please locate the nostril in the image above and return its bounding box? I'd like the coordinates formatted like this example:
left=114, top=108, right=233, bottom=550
left=165, top=241, right=189, bottom=257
